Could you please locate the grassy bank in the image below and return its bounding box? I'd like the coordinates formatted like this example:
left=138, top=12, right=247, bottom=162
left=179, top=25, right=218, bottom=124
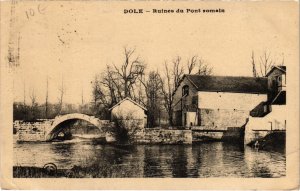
left=13, top=163, right=133, bottom=178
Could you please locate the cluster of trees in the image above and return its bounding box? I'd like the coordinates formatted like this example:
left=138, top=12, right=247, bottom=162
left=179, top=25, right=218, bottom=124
left=91, top=47, right=213, bottom=127
left=13, top=77, right=93, bottom=121
left=14, top=47, right=283, bottom=126
left=13, top=102, right=92, bottom=121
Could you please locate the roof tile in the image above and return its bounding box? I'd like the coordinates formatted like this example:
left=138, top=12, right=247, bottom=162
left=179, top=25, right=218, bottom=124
left=185, top=75, right=268, bottom=94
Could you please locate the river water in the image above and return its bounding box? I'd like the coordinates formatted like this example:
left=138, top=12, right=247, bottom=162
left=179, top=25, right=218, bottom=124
left=14, top=137, right=285, bottom=178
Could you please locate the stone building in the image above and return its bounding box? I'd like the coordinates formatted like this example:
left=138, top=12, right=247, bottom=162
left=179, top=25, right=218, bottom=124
left=110, top=97, right=147, bottom=128
left=172, top=75, right=269, bottom=129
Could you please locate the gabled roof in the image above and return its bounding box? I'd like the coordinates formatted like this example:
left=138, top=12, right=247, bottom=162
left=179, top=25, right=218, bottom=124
left=109, top=97, right=147, bottom=111
left=181, top=75, right=268, bottom=94
left=266, top=66, right=286, bottom=77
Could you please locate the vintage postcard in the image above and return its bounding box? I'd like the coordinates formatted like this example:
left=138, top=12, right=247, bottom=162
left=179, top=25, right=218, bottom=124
left=0, top=0, right=299, bottom=190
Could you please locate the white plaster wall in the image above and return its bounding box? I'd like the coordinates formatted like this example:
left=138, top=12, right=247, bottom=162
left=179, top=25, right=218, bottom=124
left=198, top=92, right=268, bottom=110
left=246, top=105, right=287, bottom=131
left=186, top=112, right=197, bottom=127
left=111, top=100, right=146, bottom=120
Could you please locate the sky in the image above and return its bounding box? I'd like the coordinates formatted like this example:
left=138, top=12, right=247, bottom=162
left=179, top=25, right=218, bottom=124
left=9, top=1, right=298, bottom=105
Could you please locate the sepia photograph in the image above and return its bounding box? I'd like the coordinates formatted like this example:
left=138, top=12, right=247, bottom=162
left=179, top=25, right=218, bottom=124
left=0, top=0, right=299, bottom=189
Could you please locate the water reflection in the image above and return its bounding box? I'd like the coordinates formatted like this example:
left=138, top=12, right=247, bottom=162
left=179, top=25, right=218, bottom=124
left=143, top=146, right=164, bottom=177
left=14, top=140, right=286, bottom=178
left=244, top=147, right=285, bottom=178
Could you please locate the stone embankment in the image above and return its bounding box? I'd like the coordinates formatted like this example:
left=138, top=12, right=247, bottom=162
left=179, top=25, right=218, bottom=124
left=15, top=120, right=245, bottom=144
left=15, top=120, right=53, bottom=142
left=138, top=128, right=193, bottom=144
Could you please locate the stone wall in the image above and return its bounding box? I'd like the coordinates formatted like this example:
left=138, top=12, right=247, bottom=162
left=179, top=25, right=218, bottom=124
left=199, top=108, right=249, bottom=130
left=16, top=120, right=52, bottom=142
left=192, top=127, right=244, bottom=142
left=134, top=128, right=192, bottom=144
left=192, top=131, right=223, bottom=142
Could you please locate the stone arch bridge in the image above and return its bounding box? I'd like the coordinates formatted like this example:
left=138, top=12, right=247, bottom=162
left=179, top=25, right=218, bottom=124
left=45, top=113, right=112, bottom=141
left=15, top=113, right=114, bottom=141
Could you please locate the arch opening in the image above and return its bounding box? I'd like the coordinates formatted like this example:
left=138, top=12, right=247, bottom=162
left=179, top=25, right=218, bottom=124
left=48, top=119, right=104, bottom=141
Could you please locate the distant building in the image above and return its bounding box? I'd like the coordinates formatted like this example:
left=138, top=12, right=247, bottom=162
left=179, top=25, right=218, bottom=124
left=172, top=75, right=268, bottom=129
left=110, top=97, right=147, bottom=128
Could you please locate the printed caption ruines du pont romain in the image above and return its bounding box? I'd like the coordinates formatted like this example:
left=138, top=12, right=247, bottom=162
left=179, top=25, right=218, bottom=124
left=124, top=8, right=225, bottom=14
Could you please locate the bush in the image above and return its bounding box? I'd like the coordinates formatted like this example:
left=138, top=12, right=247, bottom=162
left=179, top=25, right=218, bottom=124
left=108, top=113, right=143, bottom=144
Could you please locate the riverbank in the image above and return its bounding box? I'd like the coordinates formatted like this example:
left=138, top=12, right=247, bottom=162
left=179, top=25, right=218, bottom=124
left=13, top=164, right=132, bottom=178
left=247, top=131, right=286, bottom=152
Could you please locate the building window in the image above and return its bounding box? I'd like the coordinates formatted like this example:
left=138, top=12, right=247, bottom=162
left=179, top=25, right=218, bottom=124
left=192, top=96, right=197, bottom=105
left=277, top=76, right=282, bottom=85
left=182, top=85, right=189, bottom=96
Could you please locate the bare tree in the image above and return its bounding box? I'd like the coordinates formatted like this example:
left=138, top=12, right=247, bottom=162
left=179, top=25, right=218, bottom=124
left=197, top=58, right=213, bottom=75
left=135, top=72, right=147, bottom=105
left=258, top=51, right=274, bottom=77
left=172, top=56, right=184, bottom=89
left=251, top=51, right=285, bottom=77
left=187, top=56, right=197, bottom=74
left=57, top=76, right=66, bottom=114
left=29, top=87, right=37, bottom=120
left=112, top=47, right=145, bottom=98
left=29, top=88, right=36, bottom=108
left=23, top=80, right=26, bottom=105
left=94, top=47, right=146, bottom=106
left=160, top=62, right=174, bottom=125
left=251, top=51, right=257, bottom=77
left=95, top=66, right=119, bottom=107
left=91, top=47, right=146, bottom=117
left=45, top=76, right=49, bottom=118
left=140, top=71, right=163, bottom=127
left=187, top=55, right=213, bottom=75
left=91, top=73, right=112, bottom=117
left=161, top=56, right=185, bottom=125
left=161, top=58, right=184, bottom=125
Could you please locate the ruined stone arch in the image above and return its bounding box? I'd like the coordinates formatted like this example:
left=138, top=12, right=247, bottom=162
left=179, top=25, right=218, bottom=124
left=45, top=113, right=109, bottom=141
